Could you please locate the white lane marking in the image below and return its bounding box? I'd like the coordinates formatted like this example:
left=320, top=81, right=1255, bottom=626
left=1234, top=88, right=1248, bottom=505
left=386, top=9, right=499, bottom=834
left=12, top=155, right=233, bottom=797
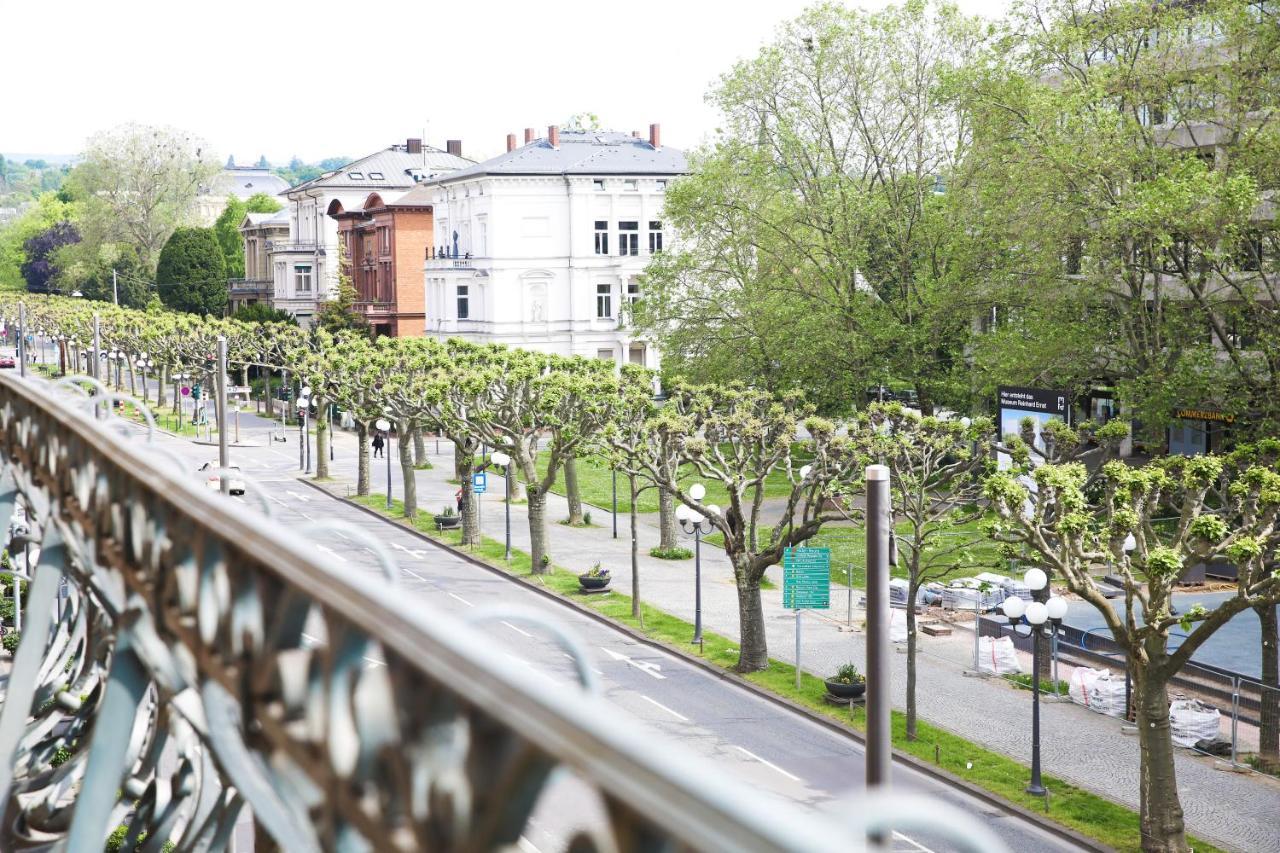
left=501, top=620, right=534, bottom=638
left=504, top=653, right=555, bottom=682
left=893, top=831, right=936, bottom=853
left=334, top=530, right=351, bottom=540
left=600, top=647, right=665, bottom=679
left=733, top=746, right=801, bottom=783
left=267, top=449, right=294, bottom=460
left=264, top=493, right=287, bottom=507
left=316, top=545, right=345, bottom=563
left=286, top=490, right=311, bottom=502
left=640, top=695, right=689, bottom=722
left=391, top=542, right=424, bottom=560
left=298, top=512, right=315, bottom=521
left=448, top=592, right=474, bottom=607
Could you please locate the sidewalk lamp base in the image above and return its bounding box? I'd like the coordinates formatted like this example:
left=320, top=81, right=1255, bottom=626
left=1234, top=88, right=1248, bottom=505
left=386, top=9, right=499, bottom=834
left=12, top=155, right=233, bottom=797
left=1026, top=783, right=1046, bottom=797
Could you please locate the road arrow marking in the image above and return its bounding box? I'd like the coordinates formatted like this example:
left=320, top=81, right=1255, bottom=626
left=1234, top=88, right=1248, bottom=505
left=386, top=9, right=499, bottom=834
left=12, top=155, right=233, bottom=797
left=390, top=542, right=425, bottom=560
left=600, top=647, right=666, bottom=679
left=286, top=490, right=310, bottom=502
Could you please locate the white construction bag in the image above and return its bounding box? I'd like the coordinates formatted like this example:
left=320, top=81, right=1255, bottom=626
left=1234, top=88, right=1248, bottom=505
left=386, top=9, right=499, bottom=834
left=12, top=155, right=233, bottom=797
left=890, top=608, right=908, bottom=643
left=1068, top=668, right=1128, bottom=717
left=1170, top=699, right=1221, bottom=747
left=977, top=636, right=1022, bottom=675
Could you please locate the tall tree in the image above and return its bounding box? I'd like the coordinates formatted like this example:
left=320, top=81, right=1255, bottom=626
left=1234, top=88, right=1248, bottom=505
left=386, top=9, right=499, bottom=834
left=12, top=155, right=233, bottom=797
left=636, top=0, right=989, bottom=414
left=155, top=227, right=227, bottom=316
left=20, top=222, right=79, bottom=293
left=213, top=192, right=282, bottom=278
left=986, top=457, right=1280, bottom=853
left=960, top=0, right=1280, bottom=439
left=65, top=124, right=217, bottom=272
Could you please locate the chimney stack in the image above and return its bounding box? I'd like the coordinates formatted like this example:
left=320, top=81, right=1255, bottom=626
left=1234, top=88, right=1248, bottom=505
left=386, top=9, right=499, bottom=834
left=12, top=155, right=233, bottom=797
left=524, top=127, right=535, bottom=144
left=632, top=130, right=641, bottom=138
left=405, top=138, right=423, bottom=154
left=649, top=123, right=661, bottom=150
left=548, top=125, right=560, bottom=149
left=507, top=133, right=518, bottom=152
left=446, top=139, right=463, bottom=158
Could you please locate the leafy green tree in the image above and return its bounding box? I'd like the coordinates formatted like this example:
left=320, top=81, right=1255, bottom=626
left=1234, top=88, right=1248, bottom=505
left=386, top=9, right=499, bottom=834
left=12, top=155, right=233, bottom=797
left=315, top=234, right=368, bottom=334
left=634, top=386, right=864, bottom=671
left=69, top=244, right=150, bottom=308
left=960, top=0, right=1280, bottom=440
left=0, top=192, right=75, bottom=291
left=636, top=1, right=989, bottom=414
left=213, top=192, right=281, bottom=278
left=986, top=456, right=1280, bottom=853
left=63, top=124, right=217, bottom=272
left=155, top=227, right=227, bottom=315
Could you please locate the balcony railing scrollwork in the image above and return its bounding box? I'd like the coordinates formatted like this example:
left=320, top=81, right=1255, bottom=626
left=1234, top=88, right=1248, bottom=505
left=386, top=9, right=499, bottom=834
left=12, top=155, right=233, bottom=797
left=0, top=373, right=1007, bottom=851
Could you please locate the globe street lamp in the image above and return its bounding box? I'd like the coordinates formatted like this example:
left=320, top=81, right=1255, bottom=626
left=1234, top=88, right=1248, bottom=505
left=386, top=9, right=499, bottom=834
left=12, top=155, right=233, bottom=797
left=677, top=482, right=718, bottom=648
left=376, top=418, right=393, bottom=509
left=491, top=450, right=513, bottom=561
left=135, top=354, right=153, bottom=404
left=999, top=567, right=1067, bottom=797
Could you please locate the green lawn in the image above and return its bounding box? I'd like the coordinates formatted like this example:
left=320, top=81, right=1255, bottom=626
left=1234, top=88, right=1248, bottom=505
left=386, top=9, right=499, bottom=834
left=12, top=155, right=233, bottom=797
left=348, top=491, right=1222, bottom=853
left=812, top=517, right=1005, bottom=587
left=534, top=450, right=806, bottom=514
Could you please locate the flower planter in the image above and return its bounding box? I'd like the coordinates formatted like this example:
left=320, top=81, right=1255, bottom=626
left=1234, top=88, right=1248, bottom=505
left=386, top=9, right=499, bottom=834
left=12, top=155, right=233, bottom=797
left=824, top=679, right=866, bottom=700
left=578, top=574, right=611, bottom=591
left=434, top=515, right=461, bottom=530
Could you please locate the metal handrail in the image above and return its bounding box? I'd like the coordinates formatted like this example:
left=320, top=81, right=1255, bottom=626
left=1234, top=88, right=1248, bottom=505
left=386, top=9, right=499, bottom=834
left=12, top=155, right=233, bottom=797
left=0, top=373, right=1011, bottom=851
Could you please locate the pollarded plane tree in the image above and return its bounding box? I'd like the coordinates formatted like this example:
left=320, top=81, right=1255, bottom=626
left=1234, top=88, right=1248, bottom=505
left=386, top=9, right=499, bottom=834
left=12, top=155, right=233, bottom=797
left=985, top=456, right=1280, bottom=853
left=459, top=349, right=620, bottom=574
left=320, top=335, right=387, bottom=497
left=633, top=385, right=865, bottom=672
left=851, top=403, right=995, bottom=741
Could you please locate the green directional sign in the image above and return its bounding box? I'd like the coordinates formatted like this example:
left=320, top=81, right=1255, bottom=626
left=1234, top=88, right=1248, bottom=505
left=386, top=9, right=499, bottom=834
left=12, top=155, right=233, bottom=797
left=783, top=546, right=831, bottom=609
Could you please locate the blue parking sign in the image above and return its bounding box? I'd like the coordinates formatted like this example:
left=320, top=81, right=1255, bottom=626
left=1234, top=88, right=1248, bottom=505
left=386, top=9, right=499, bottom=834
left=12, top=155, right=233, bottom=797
left=472, top=472, right=487, bottom=493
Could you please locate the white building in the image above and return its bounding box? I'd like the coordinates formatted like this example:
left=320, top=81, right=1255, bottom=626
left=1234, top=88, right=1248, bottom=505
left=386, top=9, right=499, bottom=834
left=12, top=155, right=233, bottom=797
left=273, top=139, right=471, bottom=326
left=423, top=125, right=686, bottom=370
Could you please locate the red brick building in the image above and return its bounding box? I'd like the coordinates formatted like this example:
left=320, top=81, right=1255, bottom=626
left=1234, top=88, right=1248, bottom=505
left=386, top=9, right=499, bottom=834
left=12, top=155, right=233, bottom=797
left=330, top=184, right=436, bottom=337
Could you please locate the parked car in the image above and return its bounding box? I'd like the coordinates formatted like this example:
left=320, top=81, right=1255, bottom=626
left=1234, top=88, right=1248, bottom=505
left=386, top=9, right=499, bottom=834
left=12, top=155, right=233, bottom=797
left=199, top=462, right=246, bottom=495
left=0, top=356, right=15, bottom=369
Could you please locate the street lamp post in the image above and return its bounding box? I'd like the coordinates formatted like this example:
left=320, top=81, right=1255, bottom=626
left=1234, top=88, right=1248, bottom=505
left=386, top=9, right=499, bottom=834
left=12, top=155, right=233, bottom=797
left=999, top=568, right=1067, bottom=797
left=676, top=483, right=718, bottom=648
left=376, top=418, right=393, bottom=509
left=492, top=450, right=513, bottom=560
left=135, top=354, right=153, bottom=404
left=612, top=468, right=618, bottom=539
left=297, top=385, right=312, bottom=474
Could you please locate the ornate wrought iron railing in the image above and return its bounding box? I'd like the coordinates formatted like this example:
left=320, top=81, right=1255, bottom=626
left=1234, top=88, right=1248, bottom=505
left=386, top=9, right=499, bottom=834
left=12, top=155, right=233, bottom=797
left=0, top=373, right=1007, bottom=851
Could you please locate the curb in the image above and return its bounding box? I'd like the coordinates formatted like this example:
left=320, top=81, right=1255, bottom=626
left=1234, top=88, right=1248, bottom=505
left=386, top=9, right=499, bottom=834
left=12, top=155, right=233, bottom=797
left=300, top=476, right=1112, bottom=853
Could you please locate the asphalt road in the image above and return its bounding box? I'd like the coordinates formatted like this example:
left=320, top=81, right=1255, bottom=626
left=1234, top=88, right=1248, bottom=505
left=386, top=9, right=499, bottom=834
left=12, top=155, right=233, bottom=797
left=18, top=366, right=1083, bottom=852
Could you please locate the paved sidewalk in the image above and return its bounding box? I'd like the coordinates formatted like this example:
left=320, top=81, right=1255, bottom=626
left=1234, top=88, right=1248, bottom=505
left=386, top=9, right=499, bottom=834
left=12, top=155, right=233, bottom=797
left=316, top=439, right=1274, bottom=853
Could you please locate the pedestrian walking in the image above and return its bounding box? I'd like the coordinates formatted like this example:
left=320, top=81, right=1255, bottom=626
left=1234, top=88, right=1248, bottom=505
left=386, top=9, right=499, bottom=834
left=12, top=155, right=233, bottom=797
left=372, top=431, right=385, bottom=458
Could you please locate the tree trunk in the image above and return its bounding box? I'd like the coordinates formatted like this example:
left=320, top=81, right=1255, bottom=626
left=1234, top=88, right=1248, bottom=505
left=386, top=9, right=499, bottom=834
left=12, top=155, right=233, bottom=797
left=658, top=487, right=678, bottom=549
left=413, top=427, right=427, bottom=467
left=905, top=579, right=919, bottom=741
left=1256, top=602, right=1280, bottom=770
left=356, top=421, right=371, bottom=496
left=630, top=473, right=641, bottom=623
left=565, top=457, right=584, bottom=524
left=398, top=426, right=416, bottom=519
left=314, top=402, right=330, bottom=479
left=528, top=487, right=549, bottom=574
left=156, top=364, right=167, bottom=408
left=1135, top=669, right=1190, bottom=853
left=454, top=442, right=468, bottom=482
left=265, top=370, right=275, bottom=419
left=127, top=361, right=136, bottom=396
left=460, top=453, right=480, bottom=547
left=734, top=571, right=768, bottom=672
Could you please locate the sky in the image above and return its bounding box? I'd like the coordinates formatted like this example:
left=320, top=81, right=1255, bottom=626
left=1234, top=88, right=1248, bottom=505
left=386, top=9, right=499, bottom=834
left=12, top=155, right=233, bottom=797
left=3, top=0, right=1010, bottom=166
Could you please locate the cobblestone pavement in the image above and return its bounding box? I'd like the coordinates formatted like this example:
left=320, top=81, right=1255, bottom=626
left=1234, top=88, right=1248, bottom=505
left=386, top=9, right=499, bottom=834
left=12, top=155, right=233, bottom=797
left=301, top=431, right=1280, bottom=852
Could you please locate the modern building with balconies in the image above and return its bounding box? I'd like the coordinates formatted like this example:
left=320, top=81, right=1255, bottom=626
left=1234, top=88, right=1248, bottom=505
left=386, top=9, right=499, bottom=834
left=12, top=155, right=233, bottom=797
left=273, top=138, right=471, bottom=327
left=422, top=124, right=685, bottom=370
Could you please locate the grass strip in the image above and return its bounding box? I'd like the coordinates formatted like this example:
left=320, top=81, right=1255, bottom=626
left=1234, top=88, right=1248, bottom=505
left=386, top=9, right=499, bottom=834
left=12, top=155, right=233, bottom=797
left=350, top=491, right=1223, bottom=853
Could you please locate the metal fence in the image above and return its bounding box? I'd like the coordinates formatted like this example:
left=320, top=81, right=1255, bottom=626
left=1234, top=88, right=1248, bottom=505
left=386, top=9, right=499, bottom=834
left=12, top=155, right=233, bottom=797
left=0, top=374, right=1009, bottom=851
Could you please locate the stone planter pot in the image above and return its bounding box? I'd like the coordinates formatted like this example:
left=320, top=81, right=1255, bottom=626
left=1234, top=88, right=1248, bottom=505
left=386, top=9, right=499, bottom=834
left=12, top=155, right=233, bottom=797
left=434, top=515, right=461, bottom=529
left=824, top=679, right=866, bottom=700
left=578, top=574, right=611, bottom=591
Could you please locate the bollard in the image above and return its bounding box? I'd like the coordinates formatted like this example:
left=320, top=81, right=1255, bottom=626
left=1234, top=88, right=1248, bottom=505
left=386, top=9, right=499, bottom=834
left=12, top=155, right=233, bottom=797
left=1231, top=676, right=1240, bottom=767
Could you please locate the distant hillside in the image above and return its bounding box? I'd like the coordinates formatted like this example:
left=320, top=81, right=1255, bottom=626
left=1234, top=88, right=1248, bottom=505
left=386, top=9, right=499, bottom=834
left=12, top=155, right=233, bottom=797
left=1, top=153, right=78, bottom=167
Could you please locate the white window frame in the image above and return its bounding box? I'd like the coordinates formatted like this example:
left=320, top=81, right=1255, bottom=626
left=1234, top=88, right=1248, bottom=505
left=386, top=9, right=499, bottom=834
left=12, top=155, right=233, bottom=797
left=294, top=264, right=313, bottom=293
left=596, top=283, right=613, bottom=319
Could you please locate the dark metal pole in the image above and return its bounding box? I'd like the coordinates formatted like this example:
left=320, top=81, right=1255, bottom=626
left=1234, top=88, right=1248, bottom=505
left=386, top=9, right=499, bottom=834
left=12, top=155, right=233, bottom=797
left=1028, top=629, right=1046, bottom=796
left=612, top=468, right=618, bottom=539
left=17, top=302, right=25, bottom=378
left=298, top=401, right=305, bottom=470
left=692, top=526, right=703, bottom=644
left=866, top=464, right=891, bottom=795
left=386, top=431, right=393, bottom=509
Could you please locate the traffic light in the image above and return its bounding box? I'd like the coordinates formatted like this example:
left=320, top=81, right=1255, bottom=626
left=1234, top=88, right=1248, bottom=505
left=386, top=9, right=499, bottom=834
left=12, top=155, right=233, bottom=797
left=192, top=384, right=202, bottom=401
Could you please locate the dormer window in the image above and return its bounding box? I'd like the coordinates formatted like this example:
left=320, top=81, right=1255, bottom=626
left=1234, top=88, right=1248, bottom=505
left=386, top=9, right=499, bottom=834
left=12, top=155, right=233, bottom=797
left=624, top=180, right=638, bottom=191
left=349, top=172, right=365, bottom=180
left=368, top=172, right=385, bottom=180
left=593, top=180, right=605, bottom=191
